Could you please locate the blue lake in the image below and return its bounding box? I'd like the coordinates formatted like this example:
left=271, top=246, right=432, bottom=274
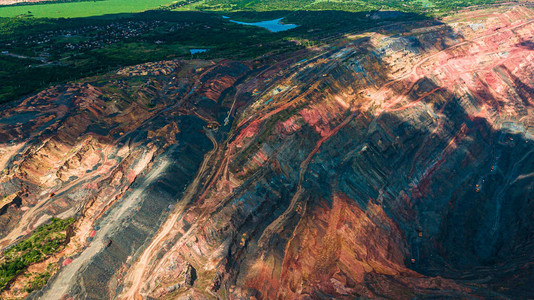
left=225, top=17, right=298, bottom=32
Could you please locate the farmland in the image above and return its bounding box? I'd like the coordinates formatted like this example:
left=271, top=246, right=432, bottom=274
left=0, top=0, right=178, bottom=18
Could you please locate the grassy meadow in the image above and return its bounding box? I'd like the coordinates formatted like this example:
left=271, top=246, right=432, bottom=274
left=0, top=0, right=180, bottom=18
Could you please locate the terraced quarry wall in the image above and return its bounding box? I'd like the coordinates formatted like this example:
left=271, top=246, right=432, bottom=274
left=0, top=4, right=533, bottom=300
left=119, top=6, right=534, bottom=299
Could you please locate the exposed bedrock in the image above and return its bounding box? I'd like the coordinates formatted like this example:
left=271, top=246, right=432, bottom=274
left=0, top=59, right=252, bottom=299
left=1, top=4, right=534, bottom=300
left=121, top=6, right=534, bottom=299
left=32, top=115, right=213, bottom=299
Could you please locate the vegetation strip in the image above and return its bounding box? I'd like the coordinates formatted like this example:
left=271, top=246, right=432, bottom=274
left=0, top=217, right=75, bottom=291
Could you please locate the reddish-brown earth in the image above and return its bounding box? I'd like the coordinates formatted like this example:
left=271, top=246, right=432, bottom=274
left=1, top=4, right=534, bottom=300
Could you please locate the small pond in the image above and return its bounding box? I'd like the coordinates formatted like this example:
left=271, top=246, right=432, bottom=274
left=190, top=49, right=209, bottom=55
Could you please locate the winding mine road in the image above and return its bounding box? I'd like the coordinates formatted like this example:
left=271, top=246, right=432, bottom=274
left=257, top=111, right=357, bottom=248
left=39, top=148, right=174, bottom=300
left=121, top=130, right=218, bottom=299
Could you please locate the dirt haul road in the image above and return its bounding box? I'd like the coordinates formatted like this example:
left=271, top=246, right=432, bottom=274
left=121, top=130, right=218, bottom=299
left=39, top=147, right=175, bottom=300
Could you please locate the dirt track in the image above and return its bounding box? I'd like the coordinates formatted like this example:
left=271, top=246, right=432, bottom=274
left=121, top=130, right=218, bottom=299
left=39, top=148, right=174, bottom=299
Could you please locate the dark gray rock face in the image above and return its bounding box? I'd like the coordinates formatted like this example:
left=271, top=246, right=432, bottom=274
left=184, top=264, right=197, bottom=287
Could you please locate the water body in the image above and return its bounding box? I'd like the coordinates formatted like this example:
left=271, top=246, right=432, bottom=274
left=225, top=17, right=298, bottom=32
left=190, top=49, right=209, bottom=55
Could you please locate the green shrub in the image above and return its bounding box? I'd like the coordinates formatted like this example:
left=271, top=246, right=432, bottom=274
left=0, top=217, right=75, bottom=291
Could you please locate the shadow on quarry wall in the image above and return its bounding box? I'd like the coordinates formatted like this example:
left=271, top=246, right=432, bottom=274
left=305, top=44, right=533, bottom=298
left=0, top=58, right=251, bottom=297
left=71, top=116, right=213, bottom=299
left=0, top=56, right=254, bottom=239
left=325, top=82, right=534, bottom=297
left=27, top=115, right=214, bottom=299
left=202, top=16, right=534, bottom=298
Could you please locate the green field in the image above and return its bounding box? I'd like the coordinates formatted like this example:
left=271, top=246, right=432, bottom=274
left=0, top=0, right=178, bottom=18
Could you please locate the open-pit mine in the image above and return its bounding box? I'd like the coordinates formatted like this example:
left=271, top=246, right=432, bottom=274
left=1, top=3, right=534, bottom=300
